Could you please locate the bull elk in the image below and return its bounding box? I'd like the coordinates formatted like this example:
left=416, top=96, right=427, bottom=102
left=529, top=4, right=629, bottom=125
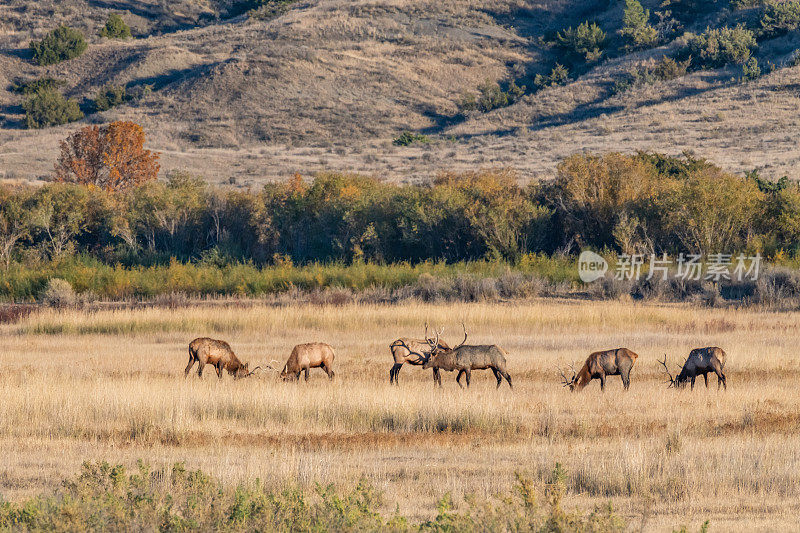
left=422, top=324, right=513, bottom=389
left=281, top=342, right=336, bottom=381
left=389, top=324, right=450, bottom=385
left=659, top=347, right=727, bottom=390
left=560, top=348, right=638, bottom=391
left=185, top=337, right=259, bottom=379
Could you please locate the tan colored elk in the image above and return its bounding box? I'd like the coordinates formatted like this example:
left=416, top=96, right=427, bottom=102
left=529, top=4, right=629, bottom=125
left=389, top=324, right=451, bottom=385
left=422, top=324, right=512, bottom=389
left=560, top=348, right=638, bottom=391
left=660, top=347, right=727, bottom=390
left=281, top=342, right=336, bottom=381
left=185, top=337, right=259, bottom=379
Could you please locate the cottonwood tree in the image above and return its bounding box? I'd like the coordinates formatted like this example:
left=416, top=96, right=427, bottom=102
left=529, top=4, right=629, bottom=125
left=0, top=189, right=31, bottom=268
left=55, top=121, right=160, bottom=191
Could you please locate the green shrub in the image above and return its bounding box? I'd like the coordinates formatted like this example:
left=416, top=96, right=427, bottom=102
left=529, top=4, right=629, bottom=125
left=0, top=461, right=626, bottom=532
left=392, top=131, right=430, bottom=146
left=12, top=77, right=65, bottom=95
left=459, top=80, right=525, bottom=114
left=94, top=84, right=128, bottom=111
left=534, top=64, right=570, bottom=88
left=99, top=13, right=132, bottom=39
left=760, top=1, right=800, bottom=37
left=556, top=21, right=607, bottom=62
left=613, top=56, right=690, bottom=94
left=30, top=25, right=87, bottom=66
left=742, top=56, right=761, bottom=80
left=23, top=88, right=84, bottom=129
left=686, top=26, right=756, bottom=68
left=620, top=0, right=658, bottom=48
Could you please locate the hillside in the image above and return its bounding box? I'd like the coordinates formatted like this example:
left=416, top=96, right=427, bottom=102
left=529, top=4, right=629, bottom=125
left=2, top=0, right=800, bottom=185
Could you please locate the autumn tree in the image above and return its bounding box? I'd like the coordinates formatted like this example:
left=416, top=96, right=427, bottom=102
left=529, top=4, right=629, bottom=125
left=55, top=121, right=160, bottom=191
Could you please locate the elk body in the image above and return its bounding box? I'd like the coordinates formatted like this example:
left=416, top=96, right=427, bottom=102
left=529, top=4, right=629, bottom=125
left=421, top=325, right=512, bottom=389
left=560, top=348, right=638, bottom=391
left=185, top=337, right=256, bottom=379
left=660, top=347, right=727, bottom=390
left=281, top=342, right=336, bottom=381
left=389, top=325, right=451, bottom=385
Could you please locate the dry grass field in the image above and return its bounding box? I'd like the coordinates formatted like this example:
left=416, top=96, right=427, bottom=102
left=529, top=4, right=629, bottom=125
left=1, top=299, right=799, bottom=531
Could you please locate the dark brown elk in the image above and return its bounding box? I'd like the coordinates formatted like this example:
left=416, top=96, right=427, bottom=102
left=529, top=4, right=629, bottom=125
left=389, top=324, right=451, bottom=385
left=421, top=325, right=512, bottom=389
left=281, top=342, right=336, bottom=381
left=560, top=348, right=638, bottom=391
left=185, top=337, right=258, bottom=379
left=660, top=347, right=727, bottom=390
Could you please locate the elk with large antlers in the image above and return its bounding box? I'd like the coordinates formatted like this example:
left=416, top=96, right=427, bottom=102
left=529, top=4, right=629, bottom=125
left=389, top=324, right=451, bottom=385
left=560, top=348, right=638, bottom=391
left=660, top=347, right=727, bottom=390
left=185, top=337, right=259, bottom=379
left=281, top=342, right=336, bottom=382
left=422, top=324, right=512, bottom=389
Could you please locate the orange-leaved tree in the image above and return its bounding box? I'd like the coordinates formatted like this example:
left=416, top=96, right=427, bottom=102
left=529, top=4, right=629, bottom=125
left=55, top=121, right=160, bottom=191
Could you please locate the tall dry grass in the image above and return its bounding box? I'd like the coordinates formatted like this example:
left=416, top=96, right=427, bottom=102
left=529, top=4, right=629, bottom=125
left=1, top=299, right=799, bottom=530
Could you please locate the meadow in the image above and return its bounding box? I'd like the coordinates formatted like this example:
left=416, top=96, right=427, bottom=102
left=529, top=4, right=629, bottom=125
left=1, top=298, right=799, bottom=531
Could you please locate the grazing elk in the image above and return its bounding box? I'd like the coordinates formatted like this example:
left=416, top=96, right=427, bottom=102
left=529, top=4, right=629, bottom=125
left=422, top=324, right=513, bottom=389
left=281, top=342, right=336, bottom=381
left=185, top=337, right=259, bottom=379
left=560, top=348, right=638, bottom=391
left=389, top=324, right=451, bottom=385
left=659, top=347, right=727, bottom=390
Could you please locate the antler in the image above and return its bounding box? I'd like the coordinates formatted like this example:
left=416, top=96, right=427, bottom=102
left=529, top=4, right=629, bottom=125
left=261, top=360, right=283, bottom=372
left=557, top=365, right=573, bottom=387
left=455, top=322, right=467, bottom=349
left=658, top=354, right=676, bottom=387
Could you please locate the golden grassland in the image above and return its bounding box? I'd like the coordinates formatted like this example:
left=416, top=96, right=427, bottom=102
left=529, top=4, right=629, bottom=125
left=1, top=299, right=800, bottom=531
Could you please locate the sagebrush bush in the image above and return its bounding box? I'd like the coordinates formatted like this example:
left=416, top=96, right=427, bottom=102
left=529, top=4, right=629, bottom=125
left=556, top=21, right=607, bottom=62
left=12, top=77, right=65, bottom=95
left=760, top=0, right=800, bottom=37
left=686, top=26, right=756, bottom=68
left=613, top=56, right=690, bottom=94
left=742, top=57, right=761, bottom=80
left=459, top=80, right=525, bottom=114
left=40, top=278, right=77, bottom=308
left=30, top=25, right=87, bottom=66
left=99, top=13, right=132, bottom=39
left=392, top=131, right=429, bottom=146
left=534, top=64, right=569, bottom=89
left=23, top=88, right=83, bottom=129
left=94, top=84, right=128, bottom=111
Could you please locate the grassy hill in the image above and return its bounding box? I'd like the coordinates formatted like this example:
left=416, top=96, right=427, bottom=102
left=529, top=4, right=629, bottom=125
left=2, top=0, right=800, bottom=185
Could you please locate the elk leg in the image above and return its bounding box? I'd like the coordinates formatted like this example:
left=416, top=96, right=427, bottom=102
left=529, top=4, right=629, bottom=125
left=433, top=368, right=442, bottom=388
left=717, top=370, right=727, bottom=390
left=464, top=369, right=471, bottom=388
left=216, top=364, right=224, bottom=379
left=690, top=376, right=696, bottom=390
left=622, top=371, right=630, bottom=390
left=503, top=372, right=513, bottom=389
left=703, top=373, right=709, bottom=388
left=304, top=368, right=310, bottom=382
left=599, top=374, right=606, bottom=392
left=456, top=369, right=465, bottom=388
left=390, top=363, right=401, bottom=385
left=492, top=368, right=502, bottom=389
left=184, top=357, right=195, bottom=377
left=197, top=362, right=204, bottom=378
left=324, top=364, right=335, bottom=380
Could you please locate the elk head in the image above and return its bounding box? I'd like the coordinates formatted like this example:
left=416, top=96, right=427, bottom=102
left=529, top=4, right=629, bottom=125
left=558, top=363, right=578, bottom=391
left=233, top=362, right=254, bottom=379
left=658, top=355, right=678, bottom=388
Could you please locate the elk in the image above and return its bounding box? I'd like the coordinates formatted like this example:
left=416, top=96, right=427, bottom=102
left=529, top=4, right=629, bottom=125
left=281, top=342, right=336, bottom=381
left=421, top=324, right=512, bottom=389
left=389, top=324, right=451, bottom=385
left=559, top=348, right=638, bottom=391
left=185, top=337, right=259, bottom=379
left=659, top=347, right=727, bottom=390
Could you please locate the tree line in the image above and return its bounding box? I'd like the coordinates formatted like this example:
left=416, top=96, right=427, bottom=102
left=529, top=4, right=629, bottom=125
left=1, top=151, right=798, bottom=270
